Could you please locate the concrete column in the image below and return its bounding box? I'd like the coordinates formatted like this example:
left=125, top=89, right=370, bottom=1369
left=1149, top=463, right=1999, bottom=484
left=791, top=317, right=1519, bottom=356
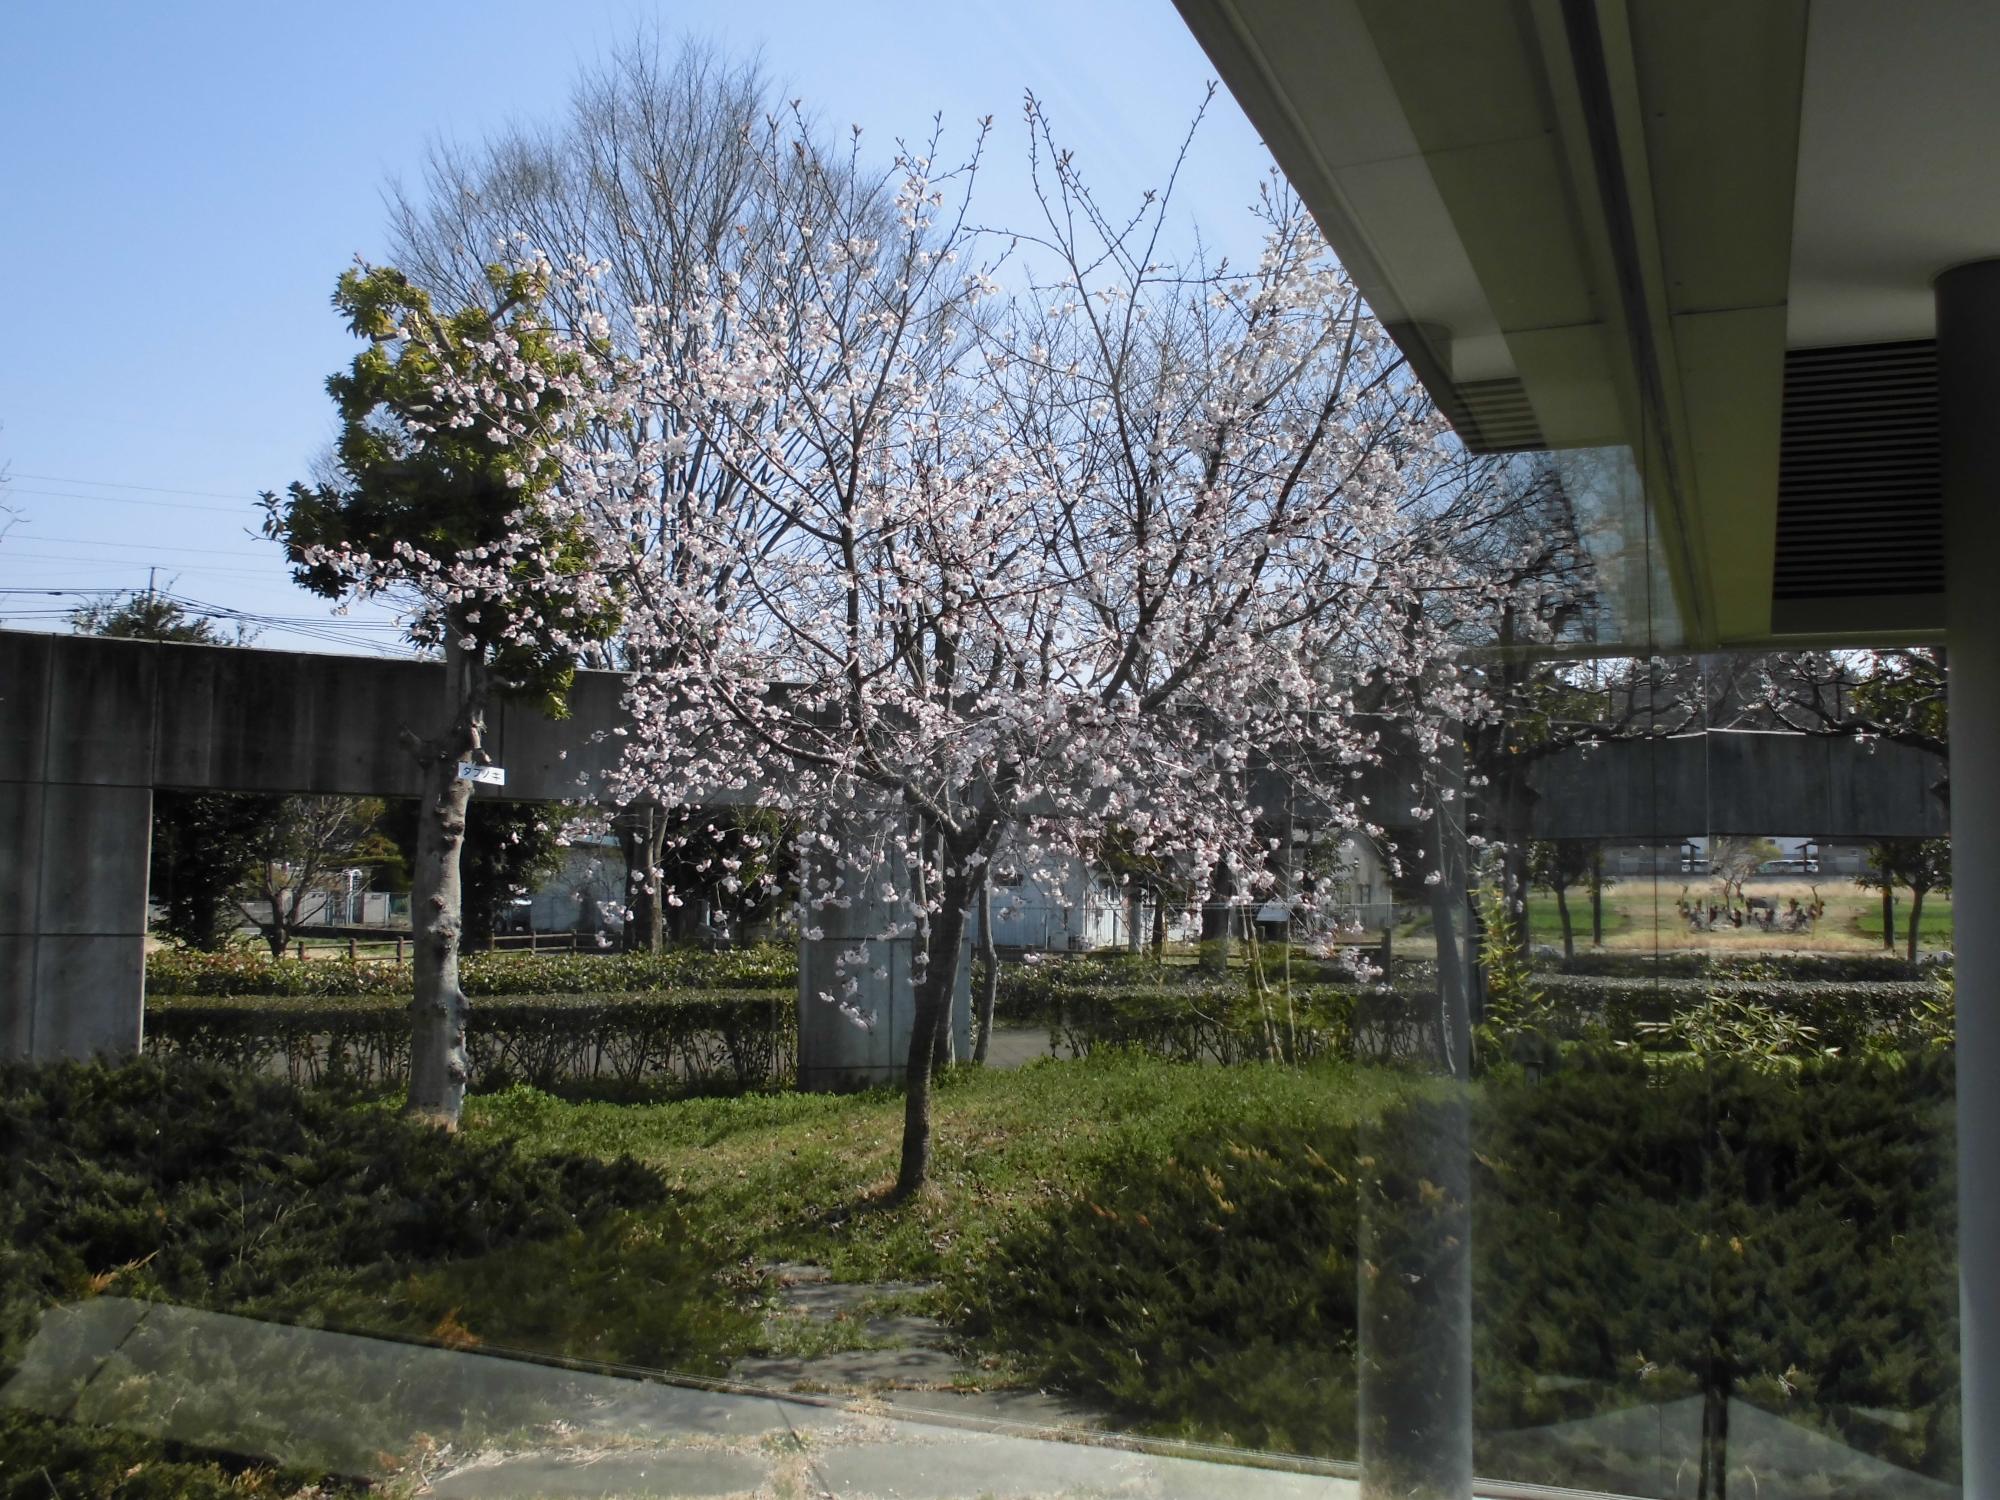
left=1356, top=734, right=1472, bottom=1499
left=0, top=633, right=155, bottom=1060
left=1939, top=258, right=2000, bottom=1497
left=795, top=828, right=970, bottom=1092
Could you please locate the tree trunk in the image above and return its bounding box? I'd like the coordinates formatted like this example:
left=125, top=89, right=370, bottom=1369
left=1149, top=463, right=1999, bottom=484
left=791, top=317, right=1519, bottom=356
left=1125, top=884, right=1144, bottom=954
left=1698, top=1364, right=1731, bottom=1500
left=973, top=869, right=998, bottom=1065
left=406, top=638, right=487, bottom=1129
left=1882, top=886, right=1897, bottom=951
left=1590, top=850, right=1605, bottom=947
left=622, top=807, right=666, bottom=953
left=1428, top=852, right=1472, bottom=1081
left=1555, top=883, right=1574, bottom=962
left=895, top=870, right=974, bottom=1200
left=1200, top=861, right=1235, bottom=975
left=1907, top=886, right=1925, bottom=963
left=1150, top=889, right=1167, bottom=957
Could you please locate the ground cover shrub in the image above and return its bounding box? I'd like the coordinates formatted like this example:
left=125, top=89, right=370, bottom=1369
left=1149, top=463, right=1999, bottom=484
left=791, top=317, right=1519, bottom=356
left=0, top=1410, right=345, bottom=1499
left=0, top=1059, right=752, bottom=1481
left=1474, top=1051, right=1959, bottom=1491
left=954, top=1052, right=1958, bottom=1495
left=144, top=990, right=795, bottom=1094
left=143, top=944, right=798, bottom=1000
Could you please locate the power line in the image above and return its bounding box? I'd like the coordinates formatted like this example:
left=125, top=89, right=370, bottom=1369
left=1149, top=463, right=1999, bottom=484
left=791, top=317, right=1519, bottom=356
left=9, top=472, right=262, bottom=502
left=0, top=550, right=284, bottom=577
left=12, top=532, right=272, bottom=559
left=0, top=586, right=409, bottom=626
left=0, top=591, right=415, bottom=658
left=1, top=485, right=249, bottom=516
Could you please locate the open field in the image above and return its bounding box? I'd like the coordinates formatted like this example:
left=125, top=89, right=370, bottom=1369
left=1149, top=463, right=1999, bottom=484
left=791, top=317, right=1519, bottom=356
left=1517, top=877, right=1953, bottom=956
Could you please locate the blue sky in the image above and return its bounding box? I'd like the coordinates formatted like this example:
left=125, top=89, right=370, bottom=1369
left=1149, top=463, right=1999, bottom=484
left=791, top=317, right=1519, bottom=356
left=0, top=1, right=1275, bottom=653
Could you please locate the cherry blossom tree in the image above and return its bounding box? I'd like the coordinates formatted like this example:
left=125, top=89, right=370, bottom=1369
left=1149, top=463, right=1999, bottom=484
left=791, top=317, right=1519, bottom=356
left=397, top=88, right=1591, bottom=1188
left=264, top=263, right=621, bottom=1127
left=533, top=96, right=1579, bottom=1192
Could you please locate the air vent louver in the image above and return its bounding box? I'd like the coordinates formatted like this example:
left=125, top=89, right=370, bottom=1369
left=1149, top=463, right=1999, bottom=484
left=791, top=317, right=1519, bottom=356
left=1443, top=377, right=1544, bottom=454
left=1774, top=341, right=1942, bottom=601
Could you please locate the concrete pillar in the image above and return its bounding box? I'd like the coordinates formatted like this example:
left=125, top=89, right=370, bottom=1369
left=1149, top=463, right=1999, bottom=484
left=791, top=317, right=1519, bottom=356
left=1356, top=735, right=1473, bottom=1499
left=1939, top=258, right=2000, bottom=1497
left=795, top=828, right=970, bottom=1092
left=0, top=633, right=155, bottom=1060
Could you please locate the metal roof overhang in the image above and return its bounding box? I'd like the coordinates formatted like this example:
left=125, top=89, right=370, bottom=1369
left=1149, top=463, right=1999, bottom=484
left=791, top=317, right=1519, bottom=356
left=1173, top=0, right=2000, bottom=652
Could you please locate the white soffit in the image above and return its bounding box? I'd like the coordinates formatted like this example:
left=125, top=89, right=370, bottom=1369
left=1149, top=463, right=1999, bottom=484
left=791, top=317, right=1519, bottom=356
left=1788, top=0, right=2000, bottom=349
left=1174, top=0, right=1820, bottom=647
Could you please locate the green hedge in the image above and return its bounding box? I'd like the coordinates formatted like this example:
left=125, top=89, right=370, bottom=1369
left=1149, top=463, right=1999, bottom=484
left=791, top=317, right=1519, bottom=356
left=993, top=956, right=1362, bottom=1063
left=957, top=1052, right=1958, bottom=1494
left=144, top=943, right=798, bottom=998
left=998, top=954, right=1946, bottom=1069
left=144, top=990, right=795, bottom=1094
left=1549, top=950, right=1928, bottom=982
left=1046, top=985, right=1360, bottom=1064
left=1533, top=973, right=1940, bottom=1051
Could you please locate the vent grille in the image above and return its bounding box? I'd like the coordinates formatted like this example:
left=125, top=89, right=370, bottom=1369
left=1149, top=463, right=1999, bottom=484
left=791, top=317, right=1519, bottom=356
left=1773, top=341, right=1942, bottom=600
left=1443, top=377, right=1544, bottom=454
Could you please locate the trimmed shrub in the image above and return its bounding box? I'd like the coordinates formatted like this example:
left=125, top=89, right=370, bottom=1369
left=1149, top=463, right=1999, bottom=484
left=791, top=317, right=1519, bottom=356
left=957, top=1052, right=1958, bottom=1494
left=991, top=958, right=1359, bottom=1062
left=1552, top=950, right=1927, bottom=982
left=143, top=943, right=798, bottom=999
left=1535, top=973, right=1940, bottom=1053
left=1048, top=984, right=1359, bottom=1064
left=0, top=1059, right=750, bottom=1481
left=144, top=989, right=795, bottom=1094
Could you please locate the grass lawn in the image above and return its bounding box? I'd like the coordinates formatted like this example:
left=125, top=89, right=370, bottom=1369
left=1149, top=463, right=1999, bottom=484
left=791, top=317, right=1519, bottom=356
left=1855, top=897, right=1954, bottom=946
left=461, top=1053, right=1408, bottom=1286
left=1521, top=895, right=1630, bottom=942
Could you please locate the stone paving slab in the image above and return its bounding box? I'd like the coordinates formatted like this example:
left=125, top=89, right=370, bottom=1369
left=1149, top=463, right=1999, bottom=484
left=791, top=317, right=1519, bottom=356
left=775, top=1281, right=937, bottom=1317
left=859, top=1315, right=952, bottom=1348
left=428, top=1447, right=771, bottom=1498
left=732, top=1346, right=968, bottom=1389
left=869, top=1388, right=1098, bottom=1430
left=809, top=1427, right=1356, bottom=1500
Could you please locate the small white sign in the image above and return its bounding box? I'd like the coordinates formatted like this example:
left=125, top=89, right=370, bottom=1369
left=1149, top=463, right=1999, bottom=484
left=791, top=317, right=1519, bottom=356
left=456, top=761, right=507, bottom=787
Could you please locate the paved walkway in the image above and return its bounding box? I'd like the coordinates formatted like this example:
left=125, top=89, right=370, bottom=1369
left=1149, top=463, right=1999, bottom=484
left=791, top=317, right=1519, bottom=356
left=4, top=1296, right=1358, bottom=1499
left=726, top=1264, right=1093, bottom=1435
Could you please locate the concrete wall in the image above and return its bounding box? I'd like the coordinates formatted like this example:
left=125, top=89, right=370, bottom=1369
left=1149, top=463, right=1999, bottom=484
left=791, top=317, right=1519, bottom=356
left=0, top=635, right=153, bottom=1057
left=1522, top=730, right=1948, bottom=840
left=0, top=630, right=729, bottom=1065
left=0, top=629, right=1953, bottom=1068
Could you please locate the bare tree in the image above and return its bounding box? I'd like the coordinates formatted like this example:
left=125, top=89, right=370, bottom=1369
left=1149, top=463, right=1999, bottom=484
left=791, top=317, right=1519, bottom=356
left=1710, top=836, right=1781, bottom=914
left=239, top=797, right=383, bottom=957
